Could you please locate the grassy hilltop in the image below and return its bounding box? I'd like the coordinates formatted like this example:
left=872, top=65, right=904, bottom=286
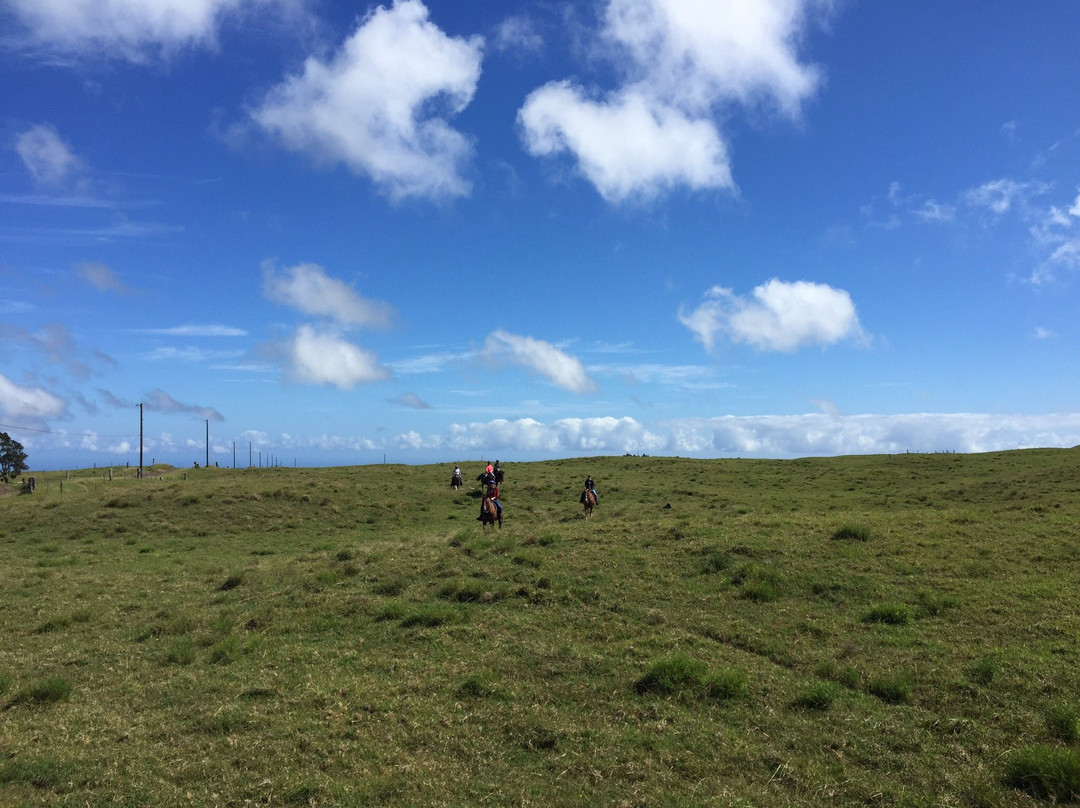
left=2, top=451, right=1079, bottom=806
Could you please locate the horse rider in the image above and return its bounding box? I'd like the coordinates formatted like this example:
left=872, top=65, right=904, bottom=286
left=478, top=481, right=503, bottom=521
left=453, top=464, right=461, bottom=479
left=584, top=474, right=598, bottom=502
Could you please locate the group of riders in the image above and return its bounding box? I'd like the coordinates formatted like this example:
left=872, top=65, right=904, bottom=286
left=450, top=460, right=599, bottom=523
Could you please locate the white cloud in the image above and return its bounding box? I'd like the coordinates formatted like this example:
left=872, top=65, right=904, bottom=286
left=283, top=325, right=391, bottom=389
left=518, top=0, right=824, bottom=201
left=252, top=0, right=483, bottom=201
left=493, top=14, right=543, bottom=54
left=390, top=350, right=474, bottom=375
left=702, top=412, right=1080, bottom=457
left=519, top=85, right=732, bottom=203
left=964, top=178, right=1050, bottom=215
left=15, top=124, right=81, bottom=186
left=6, top=0, right=297, bottom=61
left=137, top=324, right=247, bottom=337
left=591, top=361, right=726, bottom=390
left=911, top=200, right=955, bottom=223
left=350, top=411, right=1080, bottom=460
left=1019, top=192, right=1080, bottom=285
left=483, top=329, right=599, bottom=394
left=411, top=412, right=1080, bottom=459
left=604, top=0, right=822, bottom=116
left=142, top=346, right=245, bottom=362
left=0, top=373, right=65, bottom=418
left=263, top=262, right=393, bottom=329
left=679, top=278, right=865, bottom=353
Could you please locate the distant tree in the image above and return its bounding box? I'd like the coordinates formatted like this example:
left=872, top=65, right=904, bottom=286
left=0, top=432, right=28, bottom=483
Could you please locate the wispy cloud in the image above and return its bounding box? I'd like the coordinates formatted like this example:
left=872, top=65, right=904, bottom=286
left=964, top=178, right=1050, bottom=215
left=389, top=349, right=475, bottom=375
left=483, top=329, right=599, bottom=394
left=15, top=123, right=82, bottom=186
left=263, top=261, right=393, bottom=329
left=142, top=346, right=246, bottom=363
left=0, top=322, right=95, bottom=379
left=493, top=14, right=543, bottom=55
left=76, top=262, right=136, bottom=294
left=143, top=388, right=224, bottom=421
left=136, top=324, right=248, bottom=337
left=390, top=392, right=432, bottom=409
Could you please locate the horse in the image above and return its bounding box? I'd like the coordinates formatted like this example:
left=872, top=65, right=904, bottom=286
left=580, top=488, right=596, bottom=517
left=494, top=467, right=504, bottom=486
left=451, top=473, right=463, bottom=490
left=477, top=471, right=495, bottom=494
left=480, top=495, right=501, bottom=529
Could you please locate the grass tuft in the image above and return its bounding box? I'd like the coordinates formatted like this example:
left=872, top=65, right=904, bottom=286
left=634, top=654, right=707, bottom=696
left=862, top=603, right=914, bottom=626
left=0, top=755, right=73, bottom=790
left=398, top=605, right=455, bottom=629
left=1047, top=702, right=1080, bottom=743
left=702, top=668, right=748, bottom=701
left=791, top=681, right=841, bottom=711
left=1002, top=744, right=1080, bottom=801
left=867, top=671, right=912, bottom=704
left=7, top=676, right=73, bottom=707
left=831, top=524, right=871, bottom=542
left=634, top=654, right=747, bottom=701
left=967, top=655, right=998, bottom=687
left=163, top=636, right=196, bottom=665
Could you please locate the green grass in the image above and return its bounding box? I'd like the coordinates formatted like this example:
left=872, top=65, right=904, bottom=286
left=1002, top=745, right=1080, bottom=801
left=1, top=450, right=1079, bottom=805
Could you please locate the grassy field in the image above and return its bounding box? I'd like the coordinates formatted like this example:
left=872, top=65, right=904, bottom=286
left=1, top=451, right=1079, bottom=806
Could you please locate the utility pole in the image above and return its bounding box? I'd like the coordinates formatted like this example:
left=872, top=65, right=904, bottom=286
left=205, top=419, right=209, bottom=468
left=138, top=403, right=143, bottom=479
left=232, top=441, right=236, bottom=469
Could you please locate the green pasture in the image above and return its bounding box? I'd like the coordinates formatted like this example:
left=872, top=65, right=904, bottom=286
left=1, top=451, right=1079, bottom=806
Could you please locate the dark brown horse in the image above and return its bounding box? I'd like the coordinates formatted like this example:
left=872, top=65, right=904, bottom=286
left=494, top=467, right=504, bottom=486
left=480, top=495, right=501, bottom=529
left=581, top=488, right=596, bottom=517
left=450, top=473, right=463, bottom=490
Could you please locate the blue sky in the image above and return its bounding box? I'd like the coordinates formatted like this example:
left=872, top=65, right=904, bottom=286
left=2, top=0, right=1080, bottom=470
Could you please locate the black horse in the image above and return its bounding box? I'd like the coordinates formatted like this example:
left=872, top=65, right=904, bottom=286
left=451, top=472, right=463, bottom=490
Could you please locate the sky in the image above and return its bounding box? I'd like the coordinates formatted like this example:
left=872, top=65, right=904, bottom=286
left=2, top=0, right=1080, bottom=470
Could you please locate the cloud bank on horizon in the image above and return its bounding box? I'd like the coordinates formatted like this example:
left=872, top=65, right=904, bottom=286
left=2, top=0, right=1079, bottom=468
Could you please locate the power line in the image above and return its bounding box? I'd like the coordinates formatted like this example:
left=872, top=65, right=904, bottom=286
left=0, top=421, right=138, bottom=439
